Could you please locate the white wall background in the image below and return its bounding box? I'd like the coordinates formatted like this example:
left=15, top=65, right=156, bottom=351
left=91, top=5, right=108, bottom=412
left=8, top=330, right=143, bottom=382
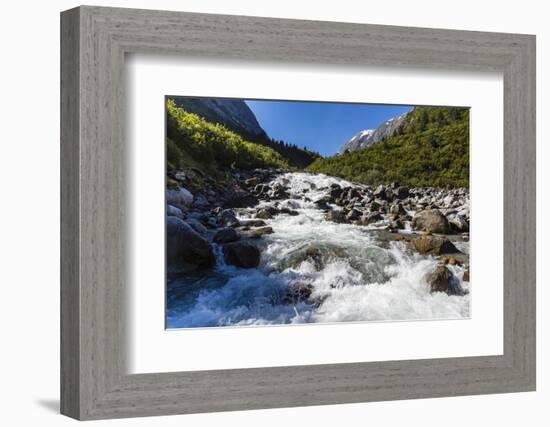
left=0, top=0, right=546, bottom=425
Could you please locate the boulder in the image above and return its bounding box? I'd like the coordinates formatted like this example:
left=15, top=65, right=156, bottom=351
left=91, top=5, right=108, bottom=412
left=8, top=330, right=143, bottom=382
left=166, top=216, right=215, bottom=273
left=443, top=195, right=455, bottom=206
left=329, top=186, right=343, bottom=200
left=166, top=204, right=184, bottom=219
left=283, top=282, right=326, bottom=307
left=426, top=265, right=465, bottom=295
left=412, top=209, right=451, bottom=234
left=223, top=242, right=261, bottom=268
left=268, top=184, right=290, bottom=199
left=389, top=203, right=406, bottom=216
left=447, top=214, right=469, bottom=233
left=355, top=212, right=383, bottom=226
left=410, top=236, right=460, bottom=255
left=384, top=188, right=395, bottom=202
left=193, top=194, right=210, bottom=209
left=373, top=184, right=386, bottom=200
left=348, top=187, right=361, bottom=199
left=239, top=219, right=267, bottom=227
left=346, top=208, right=363, bottom=221
left=394, top=186, right=410, bottom=200
left=279, top=208, right=299, bottom=216
left=185, top=218, right=207, bottom=235
left=219, top=209, right=239, bottom=227
left=440, top=255, right=462, bottom=266
left=206, top=217, right=218, bottom=228
left=283, top=282, right=314, bottom=304
left=223, top=190, right=258, bottom=208
left=213, top=227, right=240, bottom=244
left=279, top=243, right=346, bottom=271
left=368, top=200, right=382, bottom=212
left=325, top=210, right=347, bottom=223
left=256, top=206, right=278, bottom=219
left=166, top=187, right=194, bottom=210
left=388, top=218, right=405, bottom=230
left=243, top=226, right=274, bottom=239
left=314, top=196, right=332, bottom=210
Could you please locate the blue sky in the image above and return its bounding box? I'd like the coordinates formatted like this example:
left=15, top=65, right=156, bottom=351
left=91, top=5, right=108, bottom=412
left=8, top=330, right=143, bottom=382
left=246, top=100, right=412, bottom=156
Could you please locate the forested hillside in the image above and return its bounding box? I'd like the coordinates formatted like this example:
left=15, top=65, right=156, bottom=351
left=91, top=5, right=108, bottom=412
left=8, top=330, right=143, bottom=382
left=166, top=99, right=288, bottom=174
left=307, top=106, right=469, bottom=188
left=171, top=97, right=320, bottom=168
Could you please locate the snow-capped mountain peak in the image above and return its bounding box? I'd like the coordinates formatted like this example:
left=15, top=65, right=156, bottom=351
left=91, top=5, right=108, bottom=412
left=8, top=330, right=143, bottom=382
left=338, top=111, right=410, bottom=154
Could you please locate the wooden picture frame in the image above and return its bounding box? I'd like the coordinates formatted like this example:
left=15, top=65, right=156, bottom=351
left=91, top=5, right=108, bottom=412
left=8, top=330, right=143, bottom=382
left=60, top=5, right=536, bottom=420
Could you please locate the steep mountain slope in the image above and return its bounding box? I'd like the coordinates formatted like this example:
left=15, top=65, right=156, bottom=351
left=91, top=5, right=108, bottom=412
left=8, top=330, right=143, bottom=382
left=339, top=111, right=410, bottom=154
left=172, top=97, right=266, bottom=141
left=340, top=129, right=374, bottom=153
left=166, top=99, right=288, bottom=174
left=170, top=97, right=319, bottom=168
left=308, top=106, right=470, bottom=188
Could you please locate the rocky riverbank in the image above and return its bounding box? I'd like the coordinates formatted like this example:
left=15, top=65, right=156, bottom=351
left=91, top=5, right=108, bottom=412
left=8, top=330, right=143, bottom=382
left=166, top=167, right=470, bottom=328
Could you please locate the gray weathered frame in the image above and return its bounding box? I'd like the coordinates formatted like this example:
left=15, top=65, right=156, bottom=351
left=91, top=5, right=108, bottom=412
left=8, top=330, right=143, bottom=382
left=60, top=5, right=536, bottom=420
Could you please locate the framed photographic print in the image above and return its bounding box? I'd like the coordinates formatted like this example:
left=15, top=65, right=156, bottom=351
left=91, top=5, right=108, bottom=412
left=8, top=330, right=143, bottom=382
left=61, top=6, right=536, bottom=420
left=164, top=96, right=471, bottom=330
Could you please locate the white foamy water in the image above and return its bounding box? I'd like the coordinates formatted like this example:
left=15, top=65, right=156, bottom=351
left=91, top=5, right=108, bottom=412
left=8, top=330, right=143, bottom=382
left=166, top=172, right=470, bottom=329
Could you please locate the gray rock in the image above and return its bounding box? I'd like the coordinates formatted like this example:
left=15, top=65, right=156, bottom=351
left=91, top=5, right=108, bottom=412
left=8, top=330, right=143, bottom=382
left=167, top=204, right=184, bottom=219
left=448, top=214, right=469, bottom=233
left=329, top=186, right=343, bottom=200
left=185, top=218, right=207, bottom=235
left=426, top=265, right=465, bottom=295
left=239, top=219, right=267, bottom=227
left=355, top=211, right=383, bottom=226
left=346, top=209, right=362, bottom=221
left=223, top=242, right=261, bottom=268
left=256, top=206, right=278, bottom=219
left=166, top=187, right=194, bottom=210
left=166, top=216, right=215, bottom=273
left=412, top=209, right=451, bottom=234
left=443, top=195, right=455, bottom=206
left=219, top=209, right=239, bottom=227
left=193, top=194, right=210, bottom=209
left=409, top=236, right=460, bottom=255
left=243, top=226, right=274, bottom=239
left=213, top=227, right=240, bottom=243
left=279, top=208, right=299, bottom=216
left=283, top=282, right=314, bottom=304
left=325, top=210, right=347, bottom=223
left=373, top=185, right=386, bottom=199
left=223, top=190, right=258, bottom=208
left=394, top=186, right=410, bottom=199
left=389, top=203, right=406, bottom=216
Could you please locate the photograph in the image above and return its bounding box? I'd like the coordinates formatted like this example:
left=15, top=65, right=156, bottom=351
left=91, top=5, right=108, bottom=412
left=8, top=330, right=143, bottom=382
left=165, top=96, right=471, bottom=329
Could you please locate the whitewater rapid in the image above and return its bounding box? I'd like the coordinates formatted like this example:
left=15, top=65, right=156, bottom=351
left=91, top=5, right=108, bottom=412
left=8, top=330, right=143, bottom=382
left=166, top=172, right=470, bottom=329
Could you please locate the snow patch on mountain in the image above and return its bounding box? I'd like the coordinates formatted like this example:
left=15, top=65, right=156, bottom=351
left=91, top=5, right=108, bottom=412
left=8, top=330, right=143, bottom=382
left=339, top=111, right=410, bottom=154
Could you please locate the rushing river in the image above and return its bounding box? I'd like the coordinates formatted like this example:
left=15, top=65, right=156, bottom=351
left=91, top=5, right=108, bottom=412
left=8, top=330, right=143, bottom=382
left=166, top=172, right=470, bottom=329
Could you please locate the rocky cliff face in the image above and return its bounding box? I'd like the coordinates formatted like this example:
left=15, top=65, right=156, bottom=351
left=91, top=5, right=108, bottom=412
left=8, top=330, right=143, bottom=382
left=339, top=129, right=374, bottom=153
left=172, top=97, right=267, bottom=140
left=339, top=111, right=410, bottom=154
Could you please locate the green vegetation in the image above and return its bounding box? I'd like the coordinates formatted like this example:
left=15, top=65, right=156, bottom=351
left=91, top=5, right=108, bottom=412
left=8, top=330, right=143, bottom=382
left=307, top=106, right=469, bottom=188
left=166, top=99, right=289, bottom=175
left=171, top=97, right=320, bottom=168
